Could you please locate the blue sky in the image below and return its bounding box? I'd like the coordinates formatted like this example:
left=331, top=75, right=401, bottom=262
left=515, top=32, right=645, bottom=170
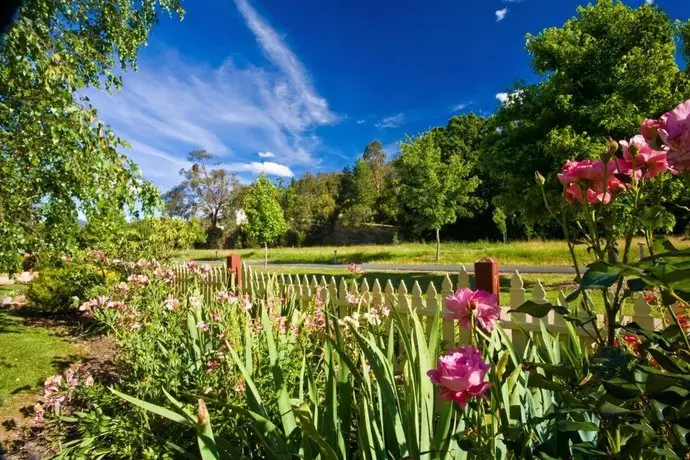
left=87, top=0, right=688, bottom=191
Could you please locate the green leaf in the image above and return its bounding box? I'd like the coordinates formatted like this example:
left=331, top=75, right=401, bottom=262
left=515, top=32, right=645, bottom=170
left=509, top=300, right=565, bottom=318
left=557, top=421, right=598, bottom=432
left=109, top=388, right=190, bottom=426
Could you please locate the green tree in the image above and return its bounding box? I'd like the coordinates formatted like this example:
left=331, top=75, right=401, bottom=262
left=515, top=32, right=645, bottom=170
left=282, top=173, right=339, bottom=245
left=492, top=207, right=508, bottom=243
left=339, top=159, right=376, bottom=227
left=362, top=140, right=386, bottom=194
left=483, top=0, right=689, bottom=230
left=396, top=131, right=480, bottom=261
left=0, top=0, right=183, bottom=271
left=243, top=175, right=289, bottom=267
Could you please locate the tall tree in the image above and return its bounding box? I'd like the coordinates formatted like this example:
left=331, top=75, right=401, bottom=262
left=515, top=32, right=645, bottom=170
left=282, top=173, right=339, bottom=245
left=0, top=0, right=183, bottom=271
left=483, top=0, right=690, bottom=229
left=396, top=131, right=480, bottom=261
left=339, top=159, right=377, bottom=227
left=362, top=140, right=386, bottom=194
left=164, top=150, right=237, bottom=229
left=243, top=175, right=288, bottom=267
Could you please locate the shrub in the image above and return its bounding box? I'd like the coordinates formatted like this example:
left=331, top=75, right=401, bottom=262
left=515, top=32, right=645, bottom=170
left=204, top=226, right=225, bottom=249
left=27, top=263, right=108, bottom=314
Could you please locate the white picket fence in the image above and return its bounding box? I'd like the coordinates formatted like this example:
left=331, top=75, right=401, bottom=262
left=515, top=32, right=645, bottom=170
left=172, top=262, right=663, bottom=351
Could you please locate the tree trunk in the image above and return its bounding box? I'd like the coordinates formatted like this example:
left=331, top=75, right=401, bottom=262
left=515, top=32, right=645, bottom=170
left=435, top=228, right=440, bottom=262
left=264, top=242, right=268, bottom=268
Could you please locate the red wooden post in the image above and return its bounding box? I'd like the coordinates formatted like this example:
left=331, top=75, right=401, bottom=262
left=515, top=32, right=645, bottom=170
left=227, top=254, right=242, bottom=290
left=474, top=257, right=499, bottom=296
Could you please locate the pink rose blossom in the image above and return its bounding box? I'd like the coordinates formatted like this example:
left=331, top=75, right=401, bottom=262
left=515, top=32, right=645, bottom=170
left=659, top=99, right=690, bottom=171
left=427, top=345, right=491, bottom=408
left=446, top=288, right=501, bottom=332
left=618, top=135, right=673, bottom=178
left=640, top=118, right=665, bottom=142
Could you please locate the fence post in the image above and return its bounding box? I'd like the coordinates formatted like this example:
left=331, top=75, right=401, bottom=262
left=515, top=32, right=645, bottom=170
left=227, top=254, right=242, bottom=291
left=475, top=257, right=500, bottom=296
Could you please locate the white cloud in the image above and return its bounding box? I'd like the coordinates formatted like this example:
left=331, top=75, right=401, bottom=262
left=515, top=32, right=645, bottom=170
left=86, top=0, right=334, bottom=191
left=257, top=151, right=275, bottom=158
left=495, top=8, right=509, bottom=21
left=496, top=92, right=510, bottom=103
left=645, top=0, right=654, bottom=4
left=503, top=0, right=523, bottom=3
left=496, top=90, right=524, bottom=105
left=229, top=161, right=294, bottom=177
left=375, top=113, right=406, bottom=129
left=356, top=119, right=366, bottom=124
left=451, top=103, right=469, bottom=112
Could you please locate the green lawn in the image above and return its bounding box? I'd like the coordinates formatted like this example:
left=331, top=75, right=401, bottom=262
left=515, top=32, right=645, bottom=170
left=0, top=308, right=85, bottom=409
left=179, top=237, right=687, bottom=267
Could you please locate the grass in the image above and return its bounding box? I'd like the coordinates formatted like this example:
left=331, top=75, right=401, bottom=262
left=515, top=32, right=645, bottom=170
left=179, top=237, right=688, bottom=267
left=0, top=308, right=86, bottom=420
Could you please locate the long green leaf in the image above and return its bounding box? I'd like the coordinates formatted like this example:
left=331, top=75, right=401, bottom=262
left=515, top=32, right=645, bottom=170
left=109, top=388, right=190, bottom=426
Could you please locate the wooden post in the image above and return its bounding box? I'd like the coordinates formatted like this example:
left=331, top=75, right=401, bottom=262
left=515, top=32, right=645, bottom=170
left=227, top=254, right=242, bottom=291
left=474, top=257, right=499, bottom=296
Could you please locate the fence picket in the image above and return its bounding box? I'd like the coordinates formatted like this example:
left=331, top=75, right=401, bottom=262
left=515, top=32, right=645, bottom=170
left=440, top=275, right=455, bottom=350
left=458, top=266, right=470, bottom=290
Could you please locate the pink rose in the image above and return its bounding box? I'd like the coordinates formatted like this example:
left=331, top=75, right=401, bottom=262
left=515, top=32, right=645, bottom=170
left=446, top=288, right=500, bottom=332
left=659, top=99, right=690, bottom=171
left=427, top=345, right=491, bottom=408
left=640, top=118, right=664, bottom=142
left=618, top=135, right=673, bottom=179
left=557, top=159, right=608, bottom=185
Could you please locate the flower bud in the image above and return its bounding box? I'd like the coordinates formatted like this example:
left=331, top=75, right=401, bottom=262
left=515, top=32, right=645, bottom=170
left=605, top=137, right=618, bottom=157
left=534, top=171, right=545, bottom=186
left=197, top=399, right=209, bottom=427
left=628, top=141, right=640, bottom=157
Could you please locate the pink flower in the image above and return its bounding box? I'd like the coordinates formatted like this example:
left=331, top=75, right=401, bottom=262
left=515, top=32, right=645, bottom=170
left=618, top=135, right=673, bottom=179
left=557, top=159, right=607, bottom=185
left=206, top=360, right=221, bottom=374
left=242, top=296, right=252, bottom=312
left=640, top=118, right=665, bottom=142
left=212, top=311, right=222, bottom=321
left=659, top=100, right=690, bottom=171
left=234, top=379, right=245, bottom=394
left=163, top=295, right=180, bottom=311
left=130, top=322, right=141, bottom=330
left=346, top=262, right=365, bottom=275
left=446, top=288, right=501, bottom=332
left=427, top=345, right=491, bottom=408
left=196, top=321, right=209, bottom=331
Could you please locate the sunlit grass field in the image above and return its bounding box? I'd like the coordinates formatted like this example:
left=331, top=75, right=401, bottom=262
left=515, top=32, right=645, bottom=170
left=179, top=237, right=688, bottom=267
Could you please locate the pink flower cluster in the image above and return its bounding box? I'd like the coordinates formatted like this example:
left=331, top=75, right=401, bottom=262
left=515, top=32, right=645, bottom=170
left=446, top=288, right=501, bottom=332
left=644, top=99, right=690, bottom=171
left=127, top=274, right=150, bottom=286
left=163, top=295, right=180, bottom=311
left=346, top=262, right=365, bottom=275
left=557, top=99, right=690, bottom=205
left=427, top=345, right=491, bottom=408
left=35, top=366, right=94, bottom=424
left=184, top=261, right=212, bottom=278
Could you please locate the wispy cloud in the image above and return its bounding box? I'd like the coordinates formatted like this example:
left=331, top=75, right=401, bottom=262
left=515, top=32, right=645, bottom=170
left=495, top=8, right=509, bottom=21
left=450, top=102, right=471, bottom=113
left=496, top=92, right=510, bottom=103
left=375, top=113, right=406, bottom=129
left=502, top=0, right=524, bottom=3
left=356, top=119, right=366, bottom=124
left=87, top=0, right=334, bottom=190
left=645, top=0, right=654, bottom=4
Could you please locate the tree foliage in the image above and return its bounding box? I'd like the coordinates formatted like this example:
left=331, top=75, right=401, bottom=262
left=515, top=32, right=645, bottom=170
left=339, top=159, right=377, bottom=227
left=0, top=0, right=183, bottom=271
left=243, top=175, right=288, bottom=246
